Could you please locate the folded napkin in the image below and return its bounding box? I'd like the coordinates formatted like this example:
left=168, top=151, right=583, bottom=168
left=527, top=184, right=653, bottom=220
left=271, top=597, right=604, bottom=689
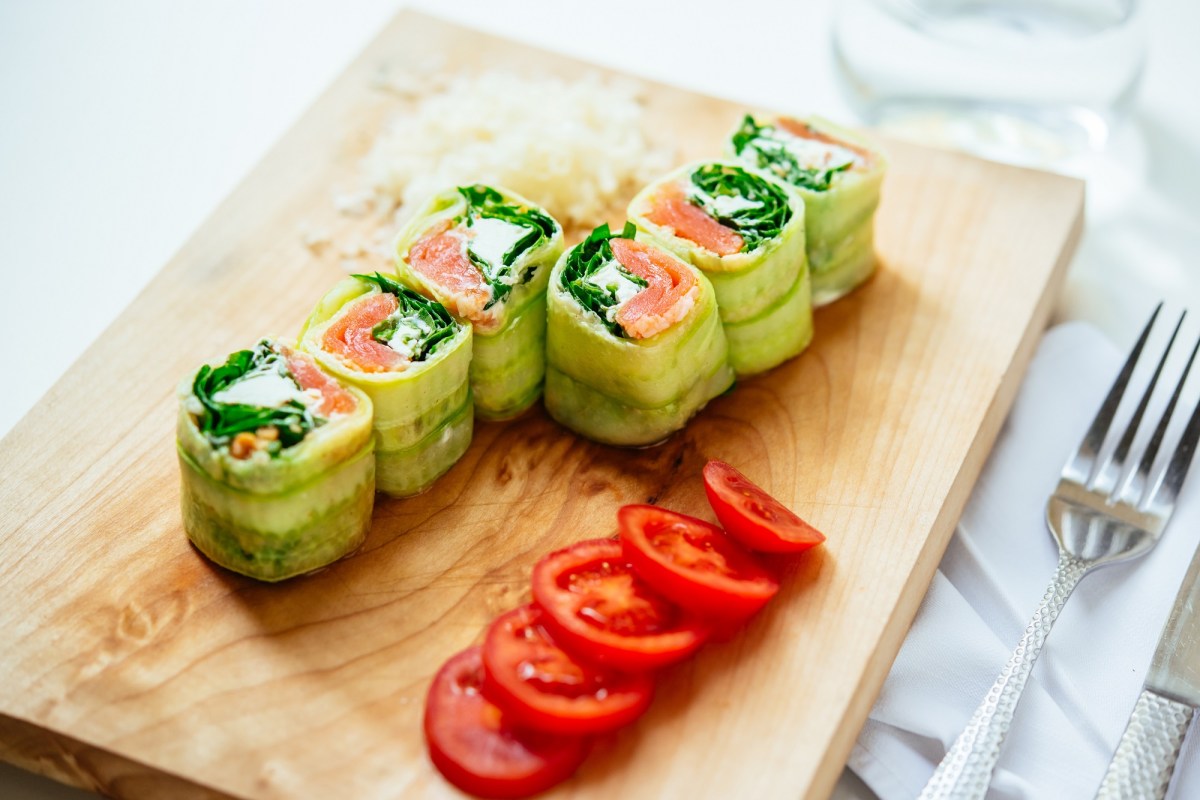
left=849, top=322, right=1200, bottom=800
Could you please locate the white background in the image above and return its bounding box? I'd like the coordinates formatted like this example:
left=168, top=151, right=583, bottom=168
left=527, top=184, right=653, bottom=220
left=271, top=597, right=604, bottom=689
left=2, top=1, right=1198, bottom=797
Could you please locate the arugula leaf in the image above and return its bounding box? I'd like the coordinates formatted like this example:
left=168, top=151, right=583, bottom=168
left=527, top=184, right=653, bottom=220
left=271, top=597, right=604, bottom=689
left=351, top=272, right=460, bottom=361
left=730, top=114, right=767, bottom=159
left=559, top=222, right=647, bottom=338
left=688, top=163, right=793, bottom=253
left=730, top=115, right=852, bottom=192
left=191, top=340, right=320, bottom=454
left=456, top=184, right=558, bottom=310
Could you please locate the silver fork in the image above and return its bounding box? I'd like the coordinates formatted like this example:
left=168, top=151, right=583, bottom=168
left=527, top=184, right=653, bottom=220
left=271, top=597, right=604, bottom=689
left=919, top=304, right=1200, bottom=800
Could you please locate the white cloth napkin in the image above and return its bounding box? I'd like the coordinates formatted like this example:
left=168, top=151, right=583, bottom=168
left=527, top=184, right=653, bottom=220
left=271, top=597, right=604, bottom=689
left=849, top=321, right=1200, bottom=800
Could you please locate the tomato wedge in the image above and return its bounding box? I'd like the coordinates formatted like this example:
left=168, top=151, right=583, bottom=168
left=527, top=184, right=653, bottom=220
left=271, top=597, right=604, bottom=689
left=531, top=538, right=709, bottom=671
left=702, top=460, right=826, bottom=554
left=483, top=603, right=655, bottom=735
left=424, top=647, right=588, bottom=799
left=618, top=504, right=779, bottom=619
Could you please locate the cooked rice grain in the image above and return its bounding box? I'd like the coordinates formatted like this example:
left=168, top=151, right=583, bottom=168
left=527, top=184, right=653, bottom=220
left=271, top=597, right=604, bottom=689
left=366, top=71, right=673, bottom=228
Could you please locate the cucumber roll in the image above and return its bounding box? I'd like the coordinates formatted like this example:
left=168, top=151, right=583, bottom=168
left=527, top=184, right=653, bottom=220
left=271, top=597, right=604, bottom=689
left=393, top=184, right=563, bottom=420
left=298, top=272, right=473, bottom=498
left=177, top=339, right=375, bottom=582
left=728, top=114, right=886, bottom=306
left=544, top=222, right=734, bottom=447
left=628, top=161, right=811, bottom=376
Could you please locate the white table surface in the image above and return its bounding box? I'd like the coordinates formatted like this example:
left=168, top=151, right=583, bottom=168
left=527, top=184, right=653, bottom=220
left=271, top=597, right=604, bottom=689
left=2, top=1, right=1198, bottom=798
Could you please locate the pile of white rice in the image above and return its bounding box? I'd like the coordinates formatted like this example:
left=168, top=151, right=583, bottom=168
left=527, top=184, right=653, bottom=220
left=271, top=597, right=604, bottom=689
left=365, top=70, right=673, bottom=229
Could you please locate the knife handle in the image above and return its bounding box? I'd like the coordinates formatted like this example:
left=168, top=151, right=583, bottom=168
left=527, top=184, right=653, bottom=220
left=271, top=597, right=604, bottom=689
left=1095, top=689, right=1194, bottom=800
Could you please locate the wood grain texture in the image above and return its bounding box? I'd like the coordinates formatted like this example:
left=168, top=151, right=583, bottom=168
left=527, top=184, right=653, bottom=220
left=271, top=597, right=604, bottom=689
left=0, top=10, right=1084, bottom=800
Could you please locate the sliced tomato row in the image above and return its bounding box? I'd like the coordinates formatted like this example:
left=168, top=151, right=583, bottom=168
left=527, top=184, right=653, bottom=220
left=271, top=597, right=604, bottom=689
left=703, top=460, right=826, bottom=553
left=484, top=602, right=655, bottom=734
left=618, top=504, right=780, bottom=619
left=424, top=647, right=589, bottom=799
left=423, top=460, right=825, bottom=798
left=532, top=537, right=711, bottom=671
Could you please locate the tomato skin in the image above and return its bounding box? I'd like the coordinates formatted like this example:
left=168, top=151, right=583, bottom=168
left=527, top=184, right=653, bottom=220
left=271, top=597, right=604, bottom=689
left=424, top=647, right=588, bottom=799
left=702, top=460, right=826, bottom=554
left=531, top=538, right=710, bottom=672
left=618, top=504, right=779, bottom=619
left=483, top=604, right=655, bottom=735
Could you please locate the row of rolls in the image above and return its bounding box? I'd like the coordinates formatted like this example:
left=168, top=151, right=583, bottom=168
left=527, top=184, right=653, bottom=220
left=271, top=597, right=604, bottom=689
left=177, top=114, right=886, bottom=581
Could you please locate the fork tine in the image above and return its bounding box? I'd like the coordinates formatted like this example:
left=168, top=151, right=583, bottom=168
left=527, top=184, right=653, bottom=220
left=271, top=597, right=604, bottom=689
left=1147, top=334, right=1200, bottom=511
left=1122, top=328, right=1200, bottom=507
left=1128, top=328, right=1195, bottom=496
left=1102, top=310, right=1186, bottom=497
left=1064, top=302, right=1162, bottom=485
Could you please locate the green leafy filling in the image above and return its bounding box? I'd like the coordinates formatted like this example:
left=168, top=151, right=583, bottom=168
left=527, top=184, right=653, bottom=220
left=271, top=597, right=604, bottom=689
left=688, top=163, right=793, bottom=252
left=457, top=184, right=558, bottom=310
left=730, top=115, right=853, bottom=192
left=559, top=222, right=648, bottom=338
left=191, top=340, right=321, bottom=455
left=352, top=272, right=460, bottom=361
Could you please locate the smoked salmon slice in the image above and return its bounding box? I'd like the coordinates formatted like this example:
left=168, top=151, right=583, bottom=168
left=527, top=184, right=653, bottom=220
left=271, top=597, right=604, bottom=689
left=321, top=293, right=407, bottom=374
left=776, top=117, right=873, bottom=167
left=285, top=349, right=357, bottom=416
left=611, top=237, right=698, bottom=340
left=644, top=182, right=744, bottom=257
left=407, top=219, right=492, bottom=322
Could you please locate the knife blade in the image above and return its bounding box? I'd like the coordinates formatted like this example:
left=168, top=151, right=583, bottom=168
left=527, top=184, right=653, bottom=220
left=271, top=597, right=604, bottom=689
left=1147, top=539, right=1200, bottom=706
left=1095, top=540, right=1200, bottom=799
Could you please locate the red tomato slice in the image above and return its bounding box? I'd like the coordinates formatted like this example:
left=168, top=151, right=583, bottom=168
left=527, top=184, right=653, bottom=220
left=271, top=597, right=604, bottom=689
left=483, top=604, right=655, bottom=735
left=531, top=539, right=709, bottom=671
left=618, top=504, right=779, bottom=619
left=702, top=460, right=826, bottom=554
left=424, top=647, right=588, bottom=799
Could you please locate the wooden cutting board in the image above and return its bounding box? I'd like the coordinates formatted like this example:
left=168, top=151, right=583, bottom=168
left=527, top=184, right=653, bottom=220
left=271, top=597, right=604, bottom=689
left=0, top=10, right=1083, bottom=800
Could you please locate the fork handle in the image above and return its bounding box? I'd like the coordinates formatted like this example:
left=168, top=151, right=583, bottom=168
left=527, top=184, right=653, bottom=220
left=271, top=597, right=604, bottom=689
left=918, top=553, right=1090, bottom=800
left=1095, top=689, right=1194, bottom=800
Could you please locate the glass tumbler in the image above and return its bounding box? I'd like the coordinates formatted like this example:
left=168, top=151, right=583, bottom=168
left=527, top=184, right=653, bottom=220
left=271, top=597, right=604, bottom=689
left=832, top=0, right=1147, bottom=169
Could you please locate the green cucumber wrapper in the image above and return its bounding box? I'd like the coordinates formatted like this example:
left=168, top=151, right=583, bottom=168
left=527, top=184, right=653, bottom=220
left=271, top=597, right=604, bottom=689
left=176, top=364, right=374, bottom=496
left=361, top=378, right=467, bottom=453
left=726, top=115, right=885, bottom=302
left=794, top=173, right=881, bottom=258
left=546, top=240, right=733, bottom=409
left=299, top=277, right=473, bottom=450
left=179, top=438, right=374, bottom=582
left=376, top=391, right=474, bottom=496
left=545, top=360, right=733, bottom=447
left=809, top=221, right=876, bottom=307
left=470, top=290, right=547, bottom=420
left=392, top=185, right=562, bottom=420
left=722, top=266, right=813, bottom=376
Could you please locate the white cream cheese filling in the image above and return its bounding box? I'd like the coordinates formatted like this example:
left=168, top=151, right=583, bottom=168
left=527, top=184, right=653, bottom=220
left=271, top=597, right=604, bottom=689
left=467, top=216, right=533, bottom=282
left=584, top=258, right=645, bottom=323
left=211, top=366, right=310, bottom=408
